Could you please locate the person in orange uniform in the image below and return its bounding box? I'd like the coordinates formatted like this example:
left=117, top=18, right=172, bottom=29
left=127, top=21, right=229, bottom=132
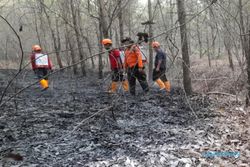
left=102, top=39, right=129, bottom=93
left=152, top=41, right=171, bottom=92
left=30, top=45, right=52, bottom=90
left=122, top=38, right=149, bottom=95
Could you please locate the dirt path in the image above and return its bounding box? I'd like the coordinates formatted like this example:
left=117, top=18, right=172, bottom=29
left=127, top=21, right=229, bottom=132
left=0, top=70, right=249, bottom=167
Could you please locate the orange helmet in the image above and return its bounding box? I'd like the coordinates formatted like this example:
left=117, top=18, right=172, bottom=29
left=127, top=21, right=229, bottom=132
left=102, top=39, right=112, bottom=45
left=32, top=45, right=42, bottom=51
left=152, top=41, right=160, bottom=48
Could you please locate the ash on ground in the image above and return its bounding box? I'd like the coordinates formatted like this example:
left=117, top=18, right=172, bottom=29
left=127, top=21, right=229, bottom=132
left=0, top=70, right=249, bottom=167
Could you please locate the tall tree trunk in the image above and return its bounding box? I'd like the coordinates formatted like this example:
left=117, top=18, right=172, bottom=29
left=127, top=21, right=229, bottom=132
left=238, top=0, right=250, bottom=105
left=55, top=18, right=63, bottom=68
left=206, top=32, right=211, bottom=67
left=115, top=27, right=119, bottom=46
left=118, top=0, right=124, bottom=43
left=239, top=0, right=250, bottom=105
left=64, top=33, right=71, bottom=67
left=33, top=9, right=42, bottom=46
left=177, top=0, right=192, bottom=95
left=98, top=0, right=109, bottom=78
left=239, top=0, right=247, bottom=58
left=41, top=1, right=63, bottom=69
left=70, top=0, right=86, bottom=76
left=246, top=30, right=250, bottom=106
left=217, top=35, right=221, bottom=58
left=99, top=0, right=109, bottom=38
left=38, top=0, right=48, bottom=51
left=82, top=35, right=95, bottom=69
left=56, top=18, right=61, bottom=55
left=196, top=16, right=202, bottom=59
left=98, top=22, right=103, bottom=79
left=65, top=24, right=78, bottom=75
left=224, top=36, right=234, bottom=71
left=148, top=0, right=153, bottom=81
left=77, top=8, right=95, bottom=69
left=128, top=2, right=132, bottom=37
left=209, top=8, right=216, bottom=57
left=168, top=0, right=175, bottom=57
left=61, top=1, right=78, bottom=74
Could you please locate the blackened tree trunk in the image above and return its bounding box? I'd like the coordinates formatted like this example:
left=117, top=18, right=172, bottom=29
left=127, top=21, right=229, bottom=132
left=224, top=36, right=234, bottom=71
left=206, top=31, right=211, bottom=67
left=33, top=9, right=42, bottom=47
left=177, top=0, right=192, bottom=95
left=238, top=0, right=250, bottom=105
left=118, top=0, right=124, bottom=43
left=196, top=15, right=202, bottom=59
left=61, top=1, right=78, bottom=74
left=98, top=0, right=109, bottom=38
left=70, top=0, right=86, bottom=76
left=55, top=18, right=63, bottom=68
left=239, top=0, right=247, bottom=58
left=98, top=21, right=104, bottom=79
left=98, top=0, right=109, bottom=79
left=40, top=0, right=63, bottom=69
left=148, top=0, right=153, bottom=81
left=65, top=24, right=78, bottom=75
left=246, top=31, right=250, bottom=106
left=82, top=35, right=95, bottom=69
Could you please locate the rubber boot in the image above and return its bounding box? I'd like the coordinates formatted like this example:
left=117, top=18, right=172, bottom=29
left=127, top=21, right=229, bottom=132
left=108, top=82, right=117, bottom=93
left=40, top=79, right=49, bottom=90
left=45, top=79, right=49, bottom=89
left=122, top=80, right=129, bottom=92
left=156, top=79, right=165, bottom=90
left=164, top=81, right=171, bottom=92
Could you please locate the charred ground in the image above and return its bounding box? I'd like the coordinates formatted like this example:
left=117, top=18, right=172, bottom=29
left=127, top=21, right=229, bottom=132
left=0, top=70, right=249, bottom=167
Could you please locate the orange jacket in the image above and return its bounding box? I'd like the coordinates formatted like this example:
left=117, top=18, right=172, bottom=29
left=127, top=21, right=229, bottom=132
left=124, top=45, right=143, bottom=68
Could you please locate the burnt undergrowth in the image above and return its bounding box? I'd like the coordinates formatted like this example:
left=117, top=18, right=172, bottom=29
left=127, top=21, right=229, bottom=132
left=0, top=70, right=248, bottom=167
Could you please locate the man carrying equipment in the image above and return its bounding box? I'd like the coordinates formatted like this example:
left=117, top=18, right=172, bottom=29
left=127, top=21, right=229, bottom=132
left=122, top=38, right=149, bottom=95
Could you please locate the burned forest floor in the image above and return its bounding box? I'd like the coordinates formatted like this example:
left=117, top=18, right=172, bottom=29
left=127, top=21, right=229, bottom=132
left=0, top=69, right=249, bottom=167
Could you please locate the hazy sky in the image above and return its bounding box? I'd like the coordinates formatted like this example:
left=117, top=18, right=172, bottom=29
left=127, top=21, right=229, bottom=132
left=139, top=0, right=147, bottom=4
